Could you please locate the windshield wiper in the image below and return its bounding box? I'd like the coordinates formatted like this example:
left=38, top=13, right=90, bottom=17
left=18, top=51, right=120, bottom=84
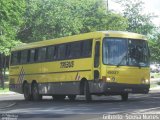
left=117, top=55, right=127, bottom=67
left=137, top=62, right=142, bottom=69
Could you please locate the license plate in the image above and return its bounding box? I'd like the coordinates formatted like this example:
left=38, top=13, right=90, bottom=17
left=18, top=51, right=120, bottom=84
left=124, top=88, right=132, bottom=92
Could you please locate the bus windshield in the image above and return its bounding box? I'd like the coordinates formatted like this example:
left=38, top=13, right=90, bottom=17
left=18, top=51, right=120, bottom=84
left=103, top=38, right=150, bottom=67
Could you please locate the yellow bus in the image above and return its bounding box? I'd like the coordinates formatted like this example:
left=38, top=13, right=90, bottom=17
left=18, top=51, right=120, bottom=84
left=9, top=31, right=150, bottom=101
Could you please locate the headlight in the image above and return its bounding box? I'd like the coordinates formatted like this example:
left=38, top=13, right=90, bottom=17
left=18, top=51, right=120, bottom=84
left=145, top=79, right=149, bottom=84
left=106, top=77, right=111, bottom=82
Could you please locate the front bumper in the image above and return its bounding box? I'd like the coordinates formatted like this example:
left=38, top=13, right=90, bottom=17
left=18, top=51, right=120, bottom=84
left=90, top=82, right=150, bottom=95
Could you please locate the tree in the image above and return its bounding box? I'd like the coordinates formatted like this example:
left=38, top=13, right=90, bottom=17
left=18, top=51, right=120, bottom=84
left=121, top=0, right=155, bottom=35
left=0, top=0, right=25, bottom=54
left=17, top=0, right=128, bottom=43
left=148, top=30, right=160, bottom=62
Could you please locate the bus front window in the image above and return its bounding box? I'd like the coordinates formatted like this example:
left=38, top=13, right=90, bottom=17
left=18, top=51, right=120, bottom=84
left=128, top=40, right=150, bottom=67
left=103, top=38, right=128, bottom=66
left=103, top=38, right=150, bottom=67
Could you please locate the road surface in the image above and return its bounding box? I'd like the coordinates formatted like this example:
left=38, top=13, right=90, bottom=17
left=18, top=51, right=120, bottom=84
left=0, top=90, right=160, bottom=120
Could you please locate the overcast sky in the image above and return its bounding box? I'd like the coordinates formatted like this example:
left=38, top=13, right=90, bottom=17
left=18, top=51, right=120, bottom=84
left=109, top=0, right=160, bottom=26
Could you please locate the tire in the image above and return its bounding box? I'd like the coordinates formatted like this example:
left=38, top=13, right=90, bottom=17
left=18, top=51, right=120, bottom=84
left=53, top=95, right=65, bottom=101
left=121, top=93, right=128, bottom=101
left=84, top=81, right=92, bottom=102
left=32, top=83, right=42, bottom=101
left=23, top=82, right=32, bottom=101
left=68, top=95, right=76, bottom=101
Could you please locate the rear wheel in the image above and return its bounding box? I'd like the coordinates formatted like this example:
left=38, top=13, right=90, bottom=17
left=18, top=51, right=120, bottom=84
left=121, top=93, right=128, bottom=101
left=84, top=81, right=92, bottom=102
left=32, top=83, right=42, bottom=101
left=68, top=95, right=76, bottom=101
left=23, top=82, right=32, bottom=101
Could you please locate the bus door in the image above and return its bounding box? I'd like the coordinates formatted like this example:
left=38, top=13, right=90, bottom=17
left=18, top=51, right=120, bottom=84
left=94, top=40, right=100, bottom=82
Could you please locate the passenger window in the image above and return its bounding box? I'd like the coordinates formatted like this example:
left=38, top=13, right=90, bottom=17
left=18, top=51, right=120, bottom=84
left=17, top=51, right=21, bottom=64
left=38, top=47, right=46, bottom=61
left=11, top=52, right=18, bottom=65
left=20, top=50, right=28, bottom=64
left=34, top=49, right=39, bottom=62
left=29, top=49, right=35, bottom=63
left=82, top=40, right=92, bottom=57
left=66, top=44, right=71, bottom=59
left=94, top=41, right=100, bottom=67
left=57, top=44, right=66, bottom=60
left=69, top=42, right=81, bottom=59
left=46, top=46, right=55, bottom=60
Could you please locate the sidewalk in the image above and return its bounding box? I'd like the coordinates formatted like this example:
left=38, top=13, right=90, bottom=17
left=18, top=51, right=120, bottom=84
left=150, top=86, right=160, bottom=90
left=150, top=77, right=160, bottom=91
left=0, top=91, right=16, bottom=95
left=150, top=78, right=160, bottom=84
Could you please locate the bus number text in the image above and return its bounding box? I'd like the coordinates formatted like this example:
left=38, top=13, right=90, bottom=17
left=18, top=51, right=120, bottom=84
left=60, top=61, right=74, bottom=68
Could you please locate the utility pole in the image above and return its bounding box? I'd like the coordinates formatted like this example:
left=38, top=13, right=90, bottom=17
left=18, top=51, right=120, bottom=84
left=107, top=0, right=109, bottom=12
left=0, top=53, right=4, bottom=89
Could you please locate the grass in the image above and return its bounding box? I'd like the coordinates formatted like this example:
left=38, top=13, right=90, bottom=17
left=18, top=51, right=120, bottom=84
left=154, top=73, right=160, bottom=78
left=150, top=73, right=160, bottom=88
left=150, top=84, right=158, bottom=88
left=0, top=81, right=9, bottom=93
left=150, top=73, right=160, bottom=78
left=0, top=88, right=9, bottom=93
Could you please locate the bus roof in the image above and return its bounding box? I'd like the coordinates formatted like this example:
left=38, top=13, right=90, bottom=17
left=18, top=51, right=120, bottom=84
left=12, top=31, right=146, bottom=51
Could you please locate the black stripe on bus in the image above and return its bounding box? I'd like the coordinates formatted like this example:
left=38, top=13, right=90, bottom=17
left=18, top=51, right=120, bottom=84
left=10, top=69, right=91, bottom=76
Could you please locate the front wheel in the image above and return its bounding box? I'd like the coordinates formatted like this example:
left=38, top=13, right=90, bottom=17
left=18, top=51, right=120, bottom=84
left=121, top=93, right=128, bottom=101
left=23, top=82, right=32, bottom=101
left=32, top=83, right=42, bottom=101
left=84, top=81, right=92, bottom=102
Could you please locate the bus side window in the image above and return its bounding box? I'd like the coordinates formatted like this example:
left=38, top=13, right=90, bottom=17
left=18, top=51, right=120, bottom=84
left=34, top=48, right=39, bottom=62
left=66, top=43, right=71, bottom=59
left=69, top=42, right=81, bottom=59
left=17, top=51, right=21, bottom=64
left=82, top=40, right=92, bottom=57
left=20, top=50, right=28, bottom=64
left=53, top=46, right=58, bottom=60
left=29, top=49, right=35, bottom=63
left=46, top=46, right=55, bottom=61
left=11, top=52, right=18, bottom=65
left=38, top=47, right=46, bottom=62
left=94, top=41, right=100, bottom=67
left=57, top=44, right=66, bottom=60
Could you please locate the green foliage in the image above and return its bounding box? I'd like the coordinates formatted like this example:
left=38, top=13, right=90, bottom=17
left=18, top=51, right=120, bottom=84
left=0, top=0, right=25, bottom=55
left=17, top=0, right=128, bottom=42
left=120, top=0, right=160, bottom=62
left=148, top=31, right=160, bottom=62
left=121, top=0, right=155, bottom=35
left=0, top=0, right=159, bottom=62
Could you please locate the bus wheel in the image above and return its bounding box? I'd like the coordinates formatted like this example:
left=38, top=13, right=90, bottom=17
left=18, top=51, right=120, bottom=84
left=23, top=82, right=32, bottom=101
left=84, top=81, right=92, bottom=102
left=53, top=95, right=65, bottom=101
left=32, top=83, right=42, bottom=101
left=68, top=95, right=76, bottom=101
left=121, top=93, right=128, bottom=101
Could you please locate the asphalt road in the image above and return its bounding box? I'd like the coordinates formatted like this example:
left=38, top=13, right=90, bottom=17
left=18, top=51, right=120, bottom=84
left=0, top=90, right=160, bottom=120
